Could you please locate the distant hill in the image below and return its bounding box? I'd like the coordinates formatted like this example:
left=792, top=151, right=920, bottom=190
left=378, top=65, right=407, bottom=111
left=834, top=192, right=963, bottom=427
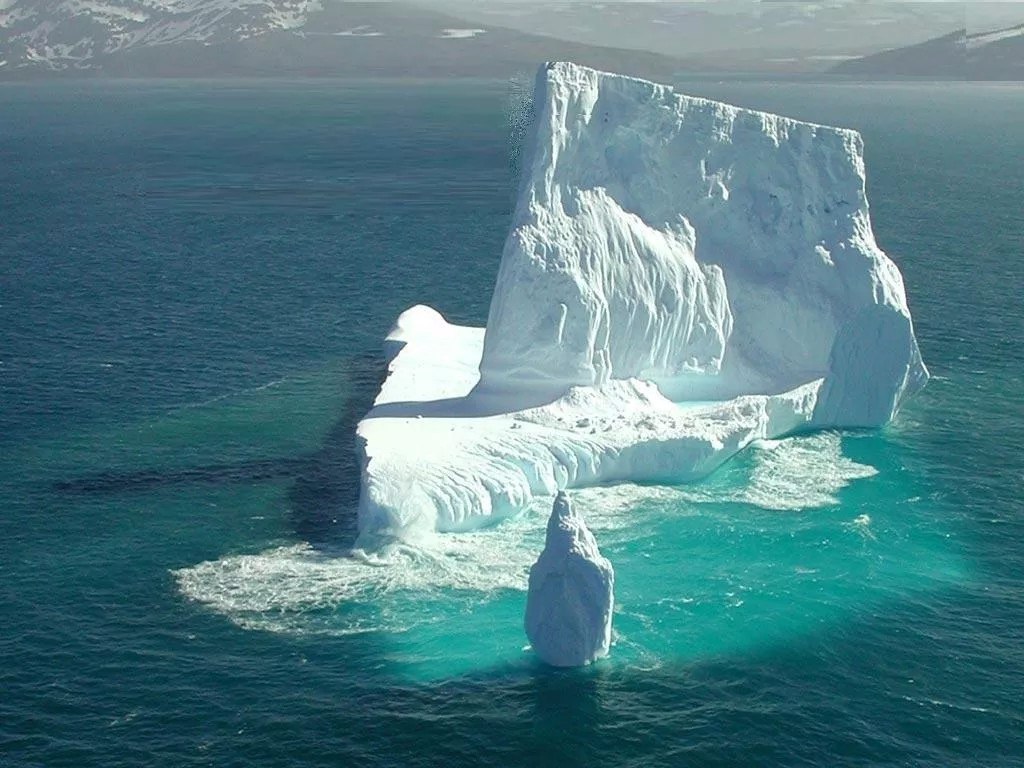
left=421, top=0, right=967, bottom=76
left=832, top=24, right=1024, bottom=80
left=831, top=30, right=966, bottom=79
left=3, top=0, right=1017, bottom=82
left=0, top=0, right=683, bottom=81
left=967, top=23, right=1024, bottom=80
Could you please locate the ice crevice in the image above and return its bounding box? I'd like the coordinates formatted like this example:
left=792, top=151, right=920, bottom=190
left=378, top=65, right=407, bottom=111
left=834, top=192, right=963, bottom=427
left=355, top=62, right=927, bottom=544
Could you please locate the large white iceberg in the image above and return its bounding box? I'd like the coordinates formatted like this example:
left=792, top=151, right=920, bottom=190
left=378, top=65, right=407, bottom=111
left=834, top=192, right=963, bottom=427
left=355, top=62, right=926, bottom=543
left=525, top=491, right=614, bottom=667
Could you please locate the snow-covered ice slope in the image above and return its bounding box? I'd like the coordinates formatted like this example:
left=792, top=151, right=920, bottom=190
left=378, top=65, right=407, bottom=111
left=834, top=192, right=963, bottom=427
left=526, top=491, right=614, bottom=667
left=356, top=62, right=926, bottom=542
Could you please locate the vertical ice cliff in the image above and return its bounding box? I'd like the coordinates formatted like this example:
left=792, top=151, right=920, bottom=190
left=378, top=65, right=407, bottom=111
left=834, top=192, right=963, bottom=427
left=477, top=61, right=927, bottom=425
left=525, top=492, right=614, bottom=667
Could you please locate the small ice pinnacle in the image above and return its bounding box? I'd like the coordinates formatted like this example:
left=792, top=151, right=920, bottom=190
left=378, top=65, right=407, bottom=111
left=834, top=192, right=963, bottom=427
left=525, top=491, right=614, bottom=667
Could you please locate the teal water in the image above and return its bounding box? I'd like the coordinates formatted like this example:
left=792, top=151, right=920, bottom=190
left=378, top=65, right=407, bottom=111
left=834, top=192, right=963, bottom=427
left=2, top=79, right=1023, bottom=766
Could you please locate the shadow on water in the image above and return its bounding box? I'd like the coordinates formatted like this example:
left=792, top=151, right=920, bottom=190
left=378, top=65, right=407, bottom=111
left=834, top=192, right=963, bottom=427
left=285, top=353, right=385, bottom=546
left=51, top=458, right=313, bottom=494
left=52, top=354, right=387, bottom=549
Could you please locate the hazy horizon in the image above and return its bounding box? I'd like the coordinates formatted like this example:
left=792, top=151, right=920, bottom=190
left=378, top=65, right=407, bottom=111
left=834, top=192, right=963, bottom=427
left=1, top=0, right=1022, bottom=79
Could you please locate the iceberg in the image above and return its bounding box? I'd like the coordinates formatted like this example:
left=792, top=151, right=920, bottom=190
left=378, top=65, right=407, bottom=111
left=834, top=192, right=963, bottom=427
left=356, top=62, right=927, bottom=542
left=525, top=491, right=614, bottom=667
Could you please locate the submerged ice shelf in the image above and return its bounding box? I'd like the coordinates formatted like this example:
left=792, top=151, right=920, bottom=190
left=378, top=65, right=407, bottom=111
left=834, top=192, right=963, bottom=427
left=356, top=62, right=927, bottom=543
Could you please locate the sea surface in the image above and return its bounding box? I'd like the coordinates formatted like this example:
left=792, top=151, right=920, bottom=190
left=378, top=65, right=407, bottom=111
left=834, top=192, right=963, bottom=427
left=2, top=77, right=1023, bottom=767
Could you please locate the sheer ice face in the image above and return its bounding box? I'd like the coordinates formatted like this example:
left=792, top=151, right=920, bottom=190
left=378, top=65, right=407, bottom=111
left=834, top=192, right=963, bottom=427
left=525, top=492, right=614, bottom=667
left=355, top=62, right=927, bottom=541
left=479, top=61, right=927, bottom=423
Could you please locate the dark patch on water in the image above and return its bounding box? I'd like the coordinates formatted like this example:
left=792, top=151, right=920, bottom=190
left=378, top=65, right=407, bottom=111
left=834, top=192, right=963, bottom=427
left=52, top=457, right=314, bottom=494
left=52, top=354, right=387, bottom=548
left=285, top=354, right=386, bottom=546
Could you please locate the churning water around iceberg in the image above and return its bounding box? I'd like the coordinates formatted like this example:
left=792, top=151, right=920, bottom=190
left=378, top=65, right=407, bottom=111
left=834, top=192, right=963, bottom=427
left=2, top=79, right=1023, bottom=766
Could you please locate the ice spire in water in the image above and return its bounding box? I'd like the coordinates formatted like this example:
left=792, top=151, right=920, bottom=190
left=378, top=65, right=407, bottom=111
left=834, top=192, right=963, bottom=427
left=525, top=491, right=614, bottom=667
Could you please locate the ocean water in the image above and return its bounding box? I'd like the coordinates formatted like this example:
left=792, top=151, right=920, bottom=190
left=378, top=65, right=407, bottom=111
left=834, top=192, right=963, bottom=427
left=2, top=78, right=1023, bottom=766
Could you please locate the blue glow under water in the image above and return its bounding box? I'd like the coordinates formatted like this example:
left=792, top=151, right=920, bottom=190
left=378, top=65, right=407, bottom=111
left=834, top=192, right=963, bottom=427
left=2, top=79, right=1023, bottom=767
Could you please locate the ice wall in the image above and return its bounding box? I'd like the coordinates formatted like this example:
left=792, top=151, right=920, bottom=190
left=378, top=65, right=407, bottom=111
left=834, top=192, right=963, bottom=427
left=477, top=62, right=927, bottom=426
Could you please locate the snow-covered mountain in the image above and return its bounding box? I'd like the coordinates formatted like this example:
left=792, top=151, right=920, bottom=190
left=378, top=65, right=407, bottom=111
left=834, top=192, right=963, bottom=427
left=426, top=0, right=967, bottom=73
left=0, top=0, right=682, bottom=78
left=5, top=0, right=1018, bottom=81
left=967, top=23, right=1024, bottom=79
left=0, top=0, right=321, bottom=71
left=832, top=21, right=1024, bottom=80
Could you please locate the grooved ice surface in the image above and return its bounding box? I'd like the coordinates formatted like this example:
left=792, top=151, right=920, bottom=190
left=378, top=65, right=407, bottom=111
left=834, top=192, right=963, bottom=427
left=480, top=61, right=926, bottom=414
left=525, top=492, right=614, bottom=667
left=355, top=62, right=926, bottom=542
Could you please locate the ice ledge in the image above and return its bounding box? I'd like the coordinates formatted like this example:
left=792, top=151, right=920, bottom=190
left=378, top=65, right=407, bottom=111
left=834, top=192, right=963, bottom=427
left=356, top=306, right=821, bottom=542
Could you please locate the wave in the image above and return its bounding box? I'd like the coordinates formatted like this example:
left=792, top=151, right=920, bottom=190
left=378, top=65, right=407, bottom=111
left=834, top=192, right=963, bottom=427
left=173, top=488, right=649, bottom=636
left=173, top=377, right=287, bottom=411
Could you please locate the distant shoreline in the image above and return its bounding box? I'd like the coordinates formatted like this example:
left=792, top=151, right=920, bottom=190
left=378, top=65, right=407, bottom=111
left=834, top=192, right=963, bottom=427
left=2, top=73, right=1022, bottom=86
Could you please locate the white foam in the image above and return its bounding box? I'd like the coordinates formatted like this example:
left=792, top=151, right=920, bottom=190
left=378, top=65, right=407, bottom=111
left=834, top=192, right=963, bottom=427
left=174, top=517, right=544, bottom=637
left=678, top=432, right=877, bottom=510
left=175, top=435, right=876, bottom=639
left=174, top=485, right=680, bottom=636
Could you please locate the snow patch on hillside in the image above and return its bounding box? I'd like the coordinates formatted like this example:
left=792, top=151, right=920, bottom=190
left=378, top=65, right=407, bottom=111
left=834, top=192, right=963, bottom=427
left=438, top=27, right=486, bottom=39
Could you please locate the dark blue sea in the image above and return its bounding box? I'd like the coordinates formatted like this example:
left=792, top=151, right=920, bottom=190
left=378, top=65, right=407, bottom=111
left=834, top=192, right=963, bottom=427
left=2, top=77, right=1023, bottom=767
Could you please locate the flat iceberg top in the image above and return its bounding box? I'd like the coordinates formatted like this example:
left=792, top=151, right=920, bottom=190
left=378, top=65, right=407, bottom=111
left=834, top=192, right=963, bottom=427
left=355, top=62, right=927, bottom=542
left=525, top=491, right=614, bottom=667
